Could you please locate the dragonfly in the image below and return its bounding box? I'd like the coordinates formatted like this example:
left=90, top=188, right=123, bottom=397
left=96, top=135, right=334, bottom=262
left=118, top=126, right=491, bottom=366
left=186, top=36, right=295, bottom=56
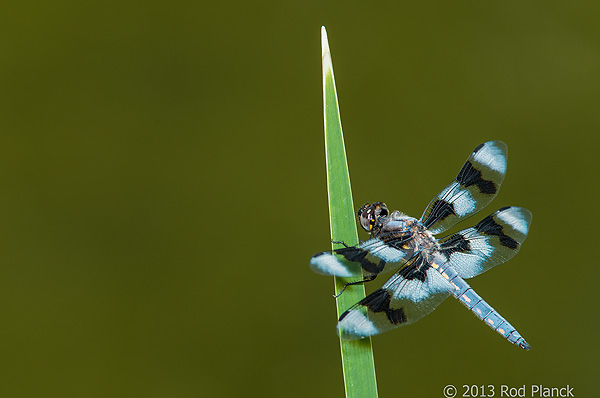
left=310, top=141, right=532, bottom=350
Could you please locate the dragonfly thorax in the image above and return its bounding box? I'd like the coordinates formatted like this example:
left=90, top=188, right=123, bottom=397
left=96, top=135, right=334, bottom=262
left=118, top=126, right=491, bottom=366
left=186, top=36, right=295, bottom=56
left=373, top=211, right=438, bottom=252
left=373, top=211, right=414, bottom=235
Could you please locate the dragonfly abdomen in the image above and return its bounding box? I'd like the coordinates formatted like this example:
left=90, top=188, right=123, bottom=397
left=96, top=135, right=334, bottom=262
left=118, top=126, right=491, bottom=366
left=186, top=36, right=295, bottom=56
left=430, top=258, right=531, bottom=350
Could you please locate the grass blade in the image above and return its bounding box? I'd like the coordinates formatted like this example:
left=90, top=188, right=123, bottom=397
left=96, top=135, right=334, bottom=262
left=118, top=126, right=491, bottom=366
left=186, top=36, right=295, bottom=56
left=321, top=26, right=379, bottom=398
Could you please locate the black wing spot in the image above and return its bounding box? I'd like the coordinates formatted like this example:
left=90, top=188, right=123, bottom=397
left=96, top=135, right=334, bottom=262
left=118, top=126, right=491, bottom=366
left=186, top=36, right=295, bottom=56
left=387, top=306, right=407, bottom=325
left=499, top=236, right=519, bottom=249
left=335, top=247, right=382, bottom=274
left=338, top=308, right=351, bottom=321
left=403, top=268, right=427, bottom=282
left=456, top=161, right=497, bottom=195
left=423, top=199, right=456, bottom=229
left=335, top=247, right=365, bottom=262
left=475, top=215, right=519, bottom=249
left=359, top=289, right=407, bottom=325
left=440, top=233, right=472, bottom=254
left=398, top=255, right=427, bottom=282
left=473, top=143, right=485, bottom=153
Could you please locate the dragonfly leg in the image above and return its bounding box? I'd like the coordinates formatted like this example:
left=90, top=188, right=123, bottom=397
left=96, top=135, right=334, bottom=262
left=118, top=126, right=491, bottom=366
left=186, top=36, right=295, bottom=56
left=333, top=275, right=377, bottom=298
left=331, top=239, right=350, bottom=248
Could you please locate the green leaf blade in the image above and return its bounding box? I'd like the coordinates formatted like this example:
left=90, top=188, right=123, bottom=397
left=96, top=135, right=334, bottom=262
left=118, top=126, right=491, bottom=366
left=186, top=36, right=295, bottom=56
left=321, top=26, right=379, bottom=398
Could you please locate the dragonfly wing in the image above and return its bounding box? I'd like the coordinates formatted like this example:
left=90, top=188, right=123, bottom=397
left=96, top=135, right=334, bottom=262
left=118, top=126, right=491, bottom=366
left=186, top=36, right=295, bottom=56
left=421, top=141, right=507, bottom=235
left=310, top=233, right=415, bottom=278
left=438, top=206, right=532, bottom=278
left=336, top=254, right=452, bottom=340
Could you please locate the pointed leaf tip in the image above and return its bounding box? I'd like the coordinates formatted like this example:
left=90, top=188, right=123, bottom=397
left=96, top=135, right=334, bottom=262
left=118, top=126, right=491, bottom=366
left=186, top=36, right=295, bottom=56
left=321, top=27, right=332, bottom=74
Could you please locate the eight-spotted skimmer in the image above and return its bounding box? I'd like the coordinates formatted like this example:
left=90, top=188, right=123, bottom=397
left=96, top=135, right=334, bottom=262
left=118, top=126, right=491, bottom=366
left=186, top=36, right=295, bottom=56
left=310, top=141, right=532, bottom=349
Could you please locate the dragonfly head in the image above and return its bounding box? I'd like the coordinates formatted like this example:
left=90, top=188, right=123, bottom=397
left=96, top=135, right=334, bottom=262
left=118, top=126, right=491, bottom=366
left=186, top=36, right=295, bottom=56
left=357, top=202, right=389, bottom=233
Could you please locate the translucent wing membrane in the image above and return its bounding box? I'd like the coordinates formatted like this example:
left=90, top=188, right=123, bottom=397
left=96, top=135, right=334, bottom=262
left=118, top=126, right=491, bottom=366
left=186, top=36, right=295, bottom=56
left=421, top=141, right=508, bottom=235
left=438, top=206, right=532, bottom=279
left=310, top=234, right=415, bottom=278
left=337, top=254, right=452, bottom=340
left=338, top=253, right=531, bottom=349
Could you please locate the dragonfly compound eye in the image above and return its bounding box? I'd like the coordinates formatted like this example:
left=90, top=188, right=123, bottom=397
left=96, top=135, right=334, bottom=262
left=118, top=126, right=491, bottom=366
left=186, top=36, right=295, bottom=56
left=357, top=202, right=388, bottom=233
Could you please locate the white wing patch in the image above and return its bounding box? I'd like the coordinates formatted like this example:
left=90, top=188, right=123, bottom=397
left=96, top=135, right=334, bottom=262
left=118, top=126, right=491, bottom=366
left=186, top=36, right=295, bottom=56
left=436, top=182, right=476, bottom=218
left=309, top=253, right=355, bottom=277
left=337, top=311, right=379, bottom=339
left=475, top=141, right=507, bottom=174
left=497, top=207, right=530, bottom=235
left=385, top=268, right=452, bottom=303
left=447, top=237, right=495, bottom=278
left=452, top=190, right=477, bottom=217
left=369, top=244, right=406, bottom=263
left=358, top=238, right=410, bottom=263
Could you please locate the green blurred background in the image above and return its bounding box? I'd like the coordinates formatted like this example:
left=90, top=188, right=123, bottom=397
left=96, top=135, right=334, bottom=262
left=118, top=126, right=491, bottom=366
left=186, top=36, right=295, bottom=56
left=1, top=1, right=598, bottom=397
